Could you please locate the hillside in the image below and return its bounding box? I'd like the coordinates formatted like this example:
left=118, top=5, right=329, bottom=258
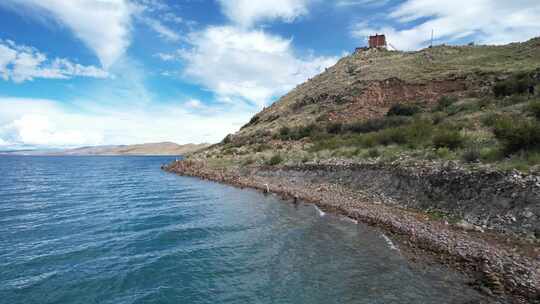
left=233, top=37, right=540, bottom=138
left=56, top=142, right=209, bottom=156
left=168, top=38, right=540, bottom=301
left=193, top=37, right=540, bottom=172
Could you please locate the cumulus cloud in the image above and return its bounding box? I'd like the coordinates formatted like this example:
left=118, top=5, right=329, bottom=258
left=1, top=0, right=133, bottom=68
left=0, top=97, right=252, bottom=149
left=0, top=98, right=100, bottom=147
left=352, top=0, right=540, bottom=50
left=0, top=40, right=108, bottom=83
left=218, top=0, right=310, bottom=27
left=178, top=26, right=338, bottom=107
left=0, top=54, right=254, bottom=149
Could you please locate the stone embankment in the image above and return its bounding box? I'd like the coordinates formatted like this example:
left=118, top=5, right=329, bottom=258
left=163, top=160, right=539, bottom=303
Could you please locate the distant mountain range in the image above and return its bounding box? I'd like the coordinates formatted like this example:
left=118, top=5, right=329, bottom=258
left=0, top=142, right=210, bottom=156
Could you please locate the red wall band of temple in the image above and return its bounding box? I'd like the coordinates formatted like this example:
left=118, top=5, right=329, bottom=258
left=369, top=34, right=387, bottom=48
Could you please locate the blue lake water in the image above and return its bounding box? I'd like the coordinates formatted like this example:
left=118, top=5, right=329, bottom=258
left=0, top=156, right=485, bottom=303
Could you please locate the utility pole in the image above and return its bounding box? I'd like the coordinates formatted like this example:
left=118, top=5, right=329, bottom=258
left=430, top=29, right=434, bottom=48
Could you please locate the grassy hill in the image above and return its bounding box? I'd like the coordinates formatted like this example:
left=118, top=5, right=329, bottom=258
left=194, top=38, right=540, bottom=171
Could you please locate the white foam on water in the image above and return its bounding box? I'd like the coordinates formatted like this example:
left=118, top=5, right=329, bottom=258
left=6, top=271, right=58, bottom=289
left=314, top=205, right=326, bottom=217
left=381, top=233, right=399, bottom=251
left=342, top=216, right=358, bottom=224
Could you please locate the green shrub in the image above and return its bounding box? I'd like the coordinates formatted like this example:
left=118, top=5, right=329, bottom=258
left=346, top=116, right=410, bottom=133
left=527, top=100, right=540, bottom=119
left=480, top=147, right=503, bottom=162
left=435, top=96, right=458, bottom=111
left=222, top=134, right=232, bottom=144
left=444, top=101, right=483, bottom=116
left=266, top=154, right=283, bottom=166
left=476, top=97, right=492, bottom=109
left=493, top=117, right=540, bottom=154
left=278, top=124, right=319, bottom=140
left=499, top=152, right=540, bottom=171
left=386, top=103, right=422, bottom=116
left=435, top=147, right=451, bottom=159
left=481, top=112, right=503, bottom=127
left=242, top=157, right=255, bottom=165
left=357, top=134, right=377, bottom=148
left=326, top=122, right=343, bottom=134
left=525, top=151, right=540, bottom=165
left=493, top=82, right=510, bottom=97
left=462, top=148, right=481, bottom=163
left=254, top=143, right=271, bottom=152
left=222, top=147, right=236, bottom=155
left=507, top=95, right=527, bottom=105
left=402, top=119, right=434, bottom=146
left=295, top=124, right=318, bottom=139
left=376, top=128, right=408, bottom=145
left=431, top=112, right=447, bottom=125
left=279, top=126, right=291, bottom=138
left=493, top=75, right=533, bottom=97
left=241, top=115, right=260, bottom=129
left=432, top=130, right=465, bottom=150
left=367, top=148, right=380, bottom=158
left=310, top=119, right=433, bottom=151
left=373, top=119, right=433, bottom=147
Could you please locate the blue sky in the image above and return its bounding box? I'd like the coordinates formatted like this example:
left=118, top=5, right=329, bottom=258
left=0, top=0, right=539, bottom=149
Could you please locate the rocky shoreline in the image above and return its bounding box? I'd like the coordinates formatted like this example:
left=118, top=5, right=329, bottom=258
left=163, top=160, right=539, bottom=303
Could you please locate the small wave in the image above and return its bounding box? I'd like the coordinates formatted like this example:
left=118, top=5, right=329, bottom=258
left=381, top=234, right=399, bottom=251
left=4, top=271, right=58, bottom=290
left=314, top=205, right=326, bottom=217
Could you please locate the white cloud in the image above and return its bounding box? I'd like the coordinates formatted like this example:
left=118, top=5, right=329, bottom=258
left=218, top=0, right=310, bottom=27
left=0, top=55, right=255, bottom=148
left=162, top=12, right=185, bottom=25
left=184, top=99, right=203, bottom=109
left=0, top=40, right=108, bottom=83
left=10, top=114, right=101, bottom=147
left=0, top=96, right=252, bottom=148
left=134, top=0, right=169, bottom=12
left=0, top=44, right=17, bottom=80
left=154, top=52, right=177, bottom=61
left=336, top=0, right=389, bottom=7
left=142, top=17, right=181, bottom=42
left=352, top=0, right=540, bottom=50
left=1, top=0, right=133, bottom=68
left=131, top=0, right=190, bottom=42
left=0, top=98, right=102, bottom=147
left=179, top=26, right=338, bottom=107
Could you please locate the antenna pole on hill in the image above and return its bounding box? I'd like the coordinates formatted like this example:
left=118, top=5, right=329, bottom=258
left=430, top=29, right=434, bottom=48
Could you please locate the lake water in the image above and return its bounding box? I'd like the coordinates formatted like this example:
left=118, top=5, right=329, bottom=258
left=0, top=156, right=485, bottom=303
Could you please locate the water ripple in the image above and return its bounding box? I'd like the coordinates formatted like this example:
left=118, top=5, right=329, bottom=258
left=0, top=156, right=485, bottom=304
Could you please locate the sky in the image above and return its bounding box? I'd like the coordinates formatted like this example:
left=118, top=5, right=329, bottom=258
left=0, top=0, right=539, bottom=149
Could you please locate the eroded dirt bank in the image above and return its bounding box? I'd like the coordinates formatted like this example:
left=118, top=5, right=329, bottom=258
left=163, top=160, right=539, bottom=303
